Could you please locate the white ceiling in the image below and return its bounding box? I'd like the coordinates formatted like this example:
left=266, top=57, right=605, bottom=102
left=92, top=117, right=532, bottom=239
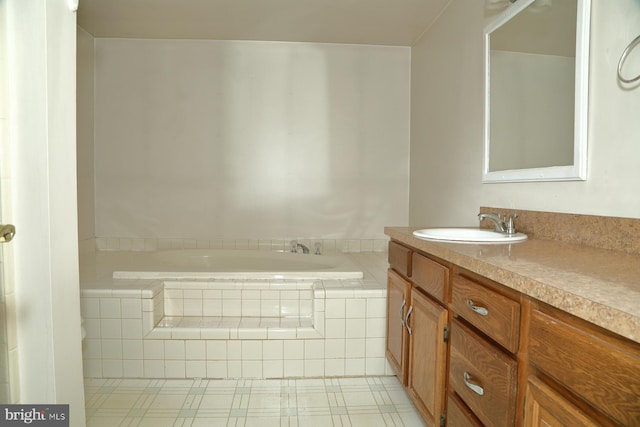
left=77, top=0, right=452, bottom=46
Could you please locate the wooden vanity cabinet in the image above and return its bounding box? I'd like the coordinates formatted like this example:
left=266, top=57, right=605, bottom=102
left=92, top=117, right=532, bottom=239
left=389, top=241, right=411, bottom=277
left=386, top=237, right=640, bottom=427
left=406, top=287, right=448, bottom=426
left=526, top=304, right=640, bottom=426
left=447, top=392, right=483, bottom=427
left=451, top=274, right=520, bottom=353
left=448, top=270, right=521, bottom=427
left=412, top=252, right=449, bottom=303
left=406, top=252, right=450, bottom=425
left=449, top=319, right=517, bottom=427
left=386, top=242, right=450, bottom=425
left=523, top=376, right=599, bottom=427
left=386, top=241, right=413, bottom=384
left=386, top=269, right=411, bottom=384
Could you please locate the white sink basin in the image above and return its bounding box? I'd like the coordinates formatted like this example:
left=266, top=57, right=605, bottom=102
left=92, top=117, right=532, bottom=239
left=413, top=228, right=528, bottom=243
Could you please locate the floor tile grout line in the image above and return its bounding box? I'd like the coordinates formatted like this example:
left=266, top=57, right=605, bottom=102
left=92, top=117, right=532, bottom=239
left=85, top=375, right=426, bottom=427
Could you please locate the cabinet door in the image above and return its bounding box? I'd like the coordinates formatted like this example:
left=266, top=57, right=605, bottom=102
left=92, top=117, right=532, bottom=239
left=523, top=376, right=598, bottom=427
left=407, top=288, right=448, bottom=426
left=386, top=269, right=410, bottom=385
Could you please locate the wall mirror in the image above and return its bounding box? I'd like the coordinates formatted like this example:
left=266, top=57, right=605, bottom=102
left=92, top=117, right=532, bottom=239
left=483, top=0, right=591, bottom=183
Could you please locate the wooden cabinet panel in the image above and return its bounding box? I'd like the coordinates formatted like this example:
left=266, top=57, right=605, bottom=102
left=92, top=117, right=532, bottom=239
left=386, top=269, right=411, bottom=385
left=388, top=241, right=411, bottom=277
left=407, top=288, right=448, bottom=427
left=523, top=376, right=599, bottom=427
left=451, top=274, right=520, bottom=353
left=447, top=393, right=483, bottom=427
left=385, top=237, right=640, bottom=427
left=449, top=319, right=517, bottom=427
left=411, top=252, right=449, bottom=302
left=529, top=309, right=640, bottom=426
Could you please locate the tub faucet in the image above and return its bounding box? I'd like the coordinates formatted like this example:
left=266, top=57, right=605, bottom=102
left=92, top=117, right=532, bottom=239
left=290, top=240, right=310, bottom=254
left=478, top=212, right=519, bottom=235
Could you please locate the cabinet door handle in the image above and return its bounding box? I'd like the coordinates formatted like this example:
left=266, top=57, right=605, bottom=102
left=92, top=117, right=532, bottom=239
left=404, top=305, right=413, bottom=335
left=466, top=299, right=489, bottom=316
left=399, top=299, right=407, bottom=326
left=463, top=371, right=485, bottom=396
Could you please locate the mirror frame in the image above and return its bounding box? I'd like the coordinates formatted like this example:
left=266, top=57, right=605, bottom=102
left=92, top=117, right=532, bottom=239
left=482, top=0, right=591, bottom=183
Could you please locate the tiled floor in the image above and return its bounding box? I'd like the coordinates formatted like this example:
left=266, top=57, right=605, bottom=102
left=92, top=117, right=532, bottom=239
left=84, top=376, right=426, bottom=427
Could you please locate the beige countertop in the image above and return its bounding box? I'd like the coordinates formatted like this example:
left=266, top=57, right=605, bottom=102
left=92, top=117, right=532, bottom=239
left=385, top=226, right=640, bottom=344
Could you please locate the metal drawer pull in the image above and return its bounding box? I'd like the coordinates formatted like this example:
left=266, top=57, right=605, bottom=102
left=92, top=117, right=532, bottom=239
left=466, top=299, right=489, bottom=316
left=399, top=299, right=407, bottom=326
left=463, top=372, right=485, bottom=396
left=0, top=224, right=15, bottom=243
left=404, top=305, right=413, bottom=335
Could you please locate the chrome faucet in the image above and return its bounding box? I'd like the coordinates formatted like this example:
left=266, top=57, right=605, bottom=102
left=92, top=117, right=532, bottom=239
left=290, top=240, right=310, bottom=254
left=478, top=212, right=519, bottom=236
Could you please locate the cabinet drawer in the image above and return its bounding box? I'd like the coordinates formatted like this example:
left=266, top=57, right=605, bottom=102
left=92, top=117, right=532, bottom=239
left=451, top=275, right=520, bottom=353
left=447, top=393, right=482, bottom=427
left=529, top=309, right=640, bottom=426
left=388, top=241, right=411, bottom=277
left=523, top=376, right=599, bottom=427
left=411, top=253, right=448, bottom=302
left=449, top=319, right=517, bottom=427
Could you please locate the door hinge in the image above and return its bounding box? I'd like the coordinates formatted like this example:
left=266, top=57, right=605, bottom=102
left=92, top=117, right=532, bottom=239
left=443, top=325, right=449, bottom=342
left=440, top=412, right=446, bottom=427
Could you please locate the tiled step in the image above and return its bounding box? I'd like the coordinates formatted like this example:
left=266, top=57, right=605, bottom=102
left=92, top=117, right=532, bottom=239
left=147, top=315, right=320, bottom=340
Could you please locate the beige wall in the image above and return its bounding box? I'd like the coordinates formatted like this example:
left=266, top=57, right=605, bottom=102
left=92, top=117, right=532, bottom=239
left=84, top=0, right=640, bottom=239
left=77, top=26, right=95, bottom=246
left=409, top=0, right=485, bottom=226
left=410, top=0, right=640, bottom=227
left=92, top=39, right=410, bottom=241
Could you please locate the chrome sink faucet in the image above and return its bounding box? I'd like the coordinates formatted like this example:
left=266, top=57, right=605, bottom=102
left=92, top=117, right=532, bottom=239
left=478, top=212, right=519, bottom=236
left=290, top=240, right=310, bottom=254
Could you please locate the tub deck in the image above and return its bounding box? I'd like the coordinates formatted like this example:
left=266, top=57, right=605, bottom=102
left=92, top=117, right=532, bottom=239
left=82, top=249, right=367, bottom=281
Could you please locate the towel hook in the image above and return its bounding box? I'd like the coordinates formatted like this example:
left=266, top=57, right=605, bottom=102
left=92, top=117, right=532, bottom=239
left=617, top=34, right=640, bottom=84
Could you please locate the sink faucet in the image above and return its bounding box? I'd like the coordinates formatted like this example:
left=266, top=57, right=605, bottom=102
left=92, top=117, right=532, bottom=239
left=478, top=212, right=519, bottom=235
left=290, top=240, right=310, bottom=254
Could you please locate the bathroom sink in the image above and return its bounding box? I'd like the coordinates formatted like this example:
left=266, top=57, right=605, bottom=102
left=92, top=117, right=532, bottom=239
left=413, top=228, right=527, bottom=243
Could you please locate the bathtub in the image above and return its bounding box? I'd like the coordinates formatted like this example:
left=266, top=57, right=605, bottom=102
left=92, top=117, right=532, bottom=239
left=80, top=249, right=391, bottom=379
left=82, top=249, right=364, bottom=281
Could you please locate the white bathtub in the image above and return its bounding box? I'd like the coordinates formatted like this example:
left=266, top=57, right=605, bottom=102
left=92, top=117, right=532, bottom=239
left=83, top=249, right=364, bottom=281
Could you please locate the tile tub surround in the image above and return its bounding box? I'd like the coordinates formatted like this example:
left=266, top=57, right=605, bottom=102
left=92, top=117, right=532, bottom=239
left=80, top=253, right=392, bottom=380
left=81, top=279, right=390, bottom=379
left=386, top=226, right=640, bottom=344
